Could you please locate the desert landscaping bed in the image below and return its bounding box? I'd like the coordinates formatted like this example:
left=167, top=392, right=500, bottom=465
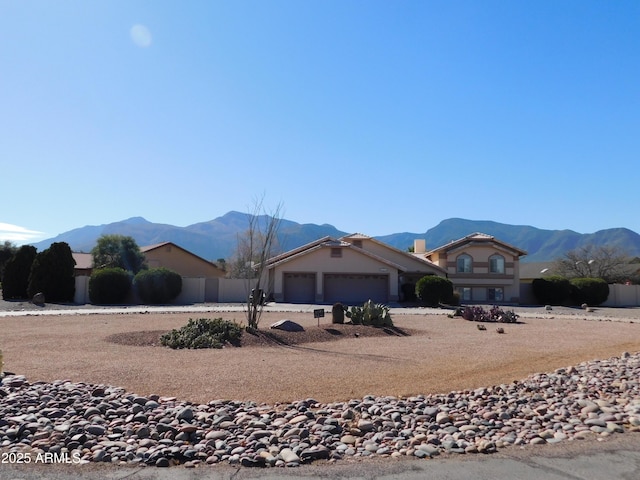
left=1, top=310, right=640, bottom=404
left=1, top=309, right=640, bottom=469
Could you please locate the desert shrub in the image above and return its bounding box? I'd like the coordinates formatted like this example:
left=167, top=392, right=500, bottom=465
left=161, top=318, right=243, bottom=349
left=345, top=300, right=393, bottom=327
left=27, top=242, right=75, bottom=302
left=89, top=268, right=132, bottom=304
left=462, top=306, right=489, bottom=322
left=462, top=305, right=519, bottom=323
left=415, top=275, right=454, bottom=306
left=532, top=276, right=572, bottom=305
left=570, top=278, right=609, bottom=306
left=2, top=245, right=37, bottom=299
left=134, top=267, right=182, bottom=304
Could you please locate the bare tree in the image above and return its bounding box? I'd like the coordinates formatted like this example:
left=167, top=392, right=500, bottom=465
left=552, top=244, right=631, bottom=283
left=231, top=197, right=283, bottom=330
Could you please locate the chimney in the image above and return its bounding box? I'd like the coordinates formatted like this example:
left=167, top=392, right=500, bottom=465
left=414, top=239, right=426, bottom=254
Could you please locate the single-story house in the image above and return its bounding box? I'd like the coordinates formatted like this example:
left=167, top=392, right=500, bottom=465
left=265, top=234, right=447, bottom=304
left=73, top=242, right=225, bottom=279
left=72, top=252, right=93, bottom=276
left=140, top=242, right=225, bottom=278
left=416, top=232, right=527, bottom=304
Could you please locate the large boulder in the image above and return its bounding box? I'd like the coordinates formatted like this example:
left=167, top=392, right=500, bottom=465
left=32, top=292, right=45, bottom=306
left=270, top=319, right=304, bottom=332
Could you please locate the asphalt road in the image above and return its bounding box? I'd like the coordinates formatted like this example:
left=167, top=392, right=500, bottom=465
left=2, top=434, right=639, bottom=480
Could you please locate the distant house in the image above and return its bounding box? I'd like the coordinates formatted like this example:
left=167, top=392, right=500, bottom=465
left=140, top=242, right=225, bottom=278
left=417, top=232, right=528, bottom=304
left=72, top=252, right=93, bottom=276
left=265, top=234, right=447, bottom=303
left=73, top=242, right=225, bottom=278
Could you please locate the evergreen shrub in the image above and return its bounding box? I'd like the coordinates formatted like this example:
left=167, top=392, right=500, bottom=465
left=532, top=276, right=572, bottom=305
left=415, top=275, right=454, bottom=306
left=89, top=268, right=132, bottom=304
left=2, top=245, right=37, bottom=299
left=27, top=242, right=75, bottom=302
left=570, top=278, right=609, bottom=306
left=134, top=267, right=182, bottom=304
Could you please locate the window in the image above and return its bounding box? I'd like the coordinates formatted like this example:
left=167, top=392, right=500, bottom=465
left=488, top=288, right=504, bottom=302
left=489, top=254, right=505, bottom=274
left=456, top=254, right=472, bottom=273
left=457, top=287, right=472, bottom=301
left=352, top=240, right=363, bottom=248
left=330, top=248, right=342, bottom=258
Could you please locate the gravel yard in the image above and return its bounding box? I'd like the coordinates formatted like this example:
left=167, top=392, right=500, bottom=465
left=1, top=302, right=639, bottom=469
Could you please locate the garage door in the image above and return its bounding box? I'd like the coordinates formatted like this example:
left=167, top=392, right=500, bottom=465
left=283, top=273, right=316, bottom=303
left=324, top=274, right=389, bottom=304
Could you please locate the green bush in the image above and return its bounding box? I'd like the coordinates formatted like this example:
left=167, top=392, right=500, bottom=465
left=27, top=242, right=75, bottom=302
left=345, top=300, right=393, bottom=327
left=89, top=268, right=132, bottom=304
left=570, top=277, right=609, bottom=306
left=161, top=318, right=243, bottom=349
left=2, top=245, right=37, bottom=299
left=415, top=275, right=454, bottom=306
left=134, top=267, right=182, bottom=304
left=91, top=234, right=147, bottom=274
left=532, top=276, right=572, bottom=305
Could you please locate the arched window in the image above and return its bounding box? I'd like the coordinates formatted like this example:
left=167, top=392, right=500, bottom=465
left=457, top=254, right=472, bottom=273
left=489, top=254, right=505, bottom=274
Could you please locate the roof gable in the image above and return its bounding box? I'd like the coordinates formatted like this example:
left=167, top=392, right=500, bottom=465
left=426, top=232, right=527, bottom=257
left=266, top=237, right=409, bottom=271
left=341, top=233, right=448, bottom=274
left=140, top=242, right=221, bottom=269
left=72, top=252, right=93, bottom=270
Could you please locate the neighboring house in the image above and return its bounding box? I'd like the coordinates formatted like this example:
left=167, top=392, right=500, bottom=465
left=72, top=252, right=93, bottom=276
left=418, top=232, right=528, bottom=304
left=265, top=234, right=447, bottom=304
left=73, top=242, right=225, bottom=278
left=519, top=262, right=558, bottom=284
left=139, top=242, right=225, bottom=278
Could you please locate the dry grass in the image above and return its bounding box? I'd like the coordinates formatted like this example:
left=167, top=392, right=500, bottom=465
left=2, top=310, right=640, bottom=405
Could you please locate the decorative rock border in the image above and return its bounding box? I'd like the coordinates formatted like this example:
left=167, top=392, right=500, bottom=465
left=1, top=352, right=639, bottom=468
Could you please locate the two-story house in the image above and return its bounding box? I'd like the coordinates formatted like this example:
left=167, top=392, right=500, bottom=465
left=417, top=232, right=527, bottom=304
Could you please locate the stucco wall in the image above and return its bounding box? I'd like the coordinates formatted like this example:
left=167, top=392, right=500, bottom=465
left=144, top=245, right=223, bottom=278
left=71, top=276, right=640, bottom=306
left=443, top=245, right=521, bottom=303
left=270, top=246, right=400, bottom=301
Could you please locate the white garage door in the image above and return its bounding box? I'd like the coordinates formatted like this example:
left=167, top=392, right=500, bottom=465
left=283, top=273, right=316, bottom=303
left=324, top=274, right=389, bottom=304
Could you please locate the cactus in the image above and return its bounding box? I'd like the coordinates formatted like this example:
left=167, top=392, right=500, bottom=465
left=345, top=300, right=393, bottom=327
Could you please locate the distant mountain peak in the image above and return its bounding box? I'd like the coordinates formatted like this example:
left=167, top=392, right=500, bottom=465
left=29, top=215, right=640, bottom=264
left=120, top=217, right=149, bottom=224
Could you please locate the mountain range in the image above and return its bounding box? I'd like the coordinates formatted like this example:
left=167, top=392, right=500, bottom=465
left=31, top=212, right=640, bottom=263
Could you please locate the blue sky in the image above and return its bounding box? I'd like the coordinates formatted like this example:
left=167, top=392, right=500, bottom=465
left=1, top=0, right=638, bottom=244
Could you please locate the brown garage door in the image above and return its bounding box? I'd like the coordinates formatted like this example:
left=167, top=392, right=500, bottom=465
left=283, top=273, right=316, bottom=303
left=324, top=274, right=389, bottom=304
